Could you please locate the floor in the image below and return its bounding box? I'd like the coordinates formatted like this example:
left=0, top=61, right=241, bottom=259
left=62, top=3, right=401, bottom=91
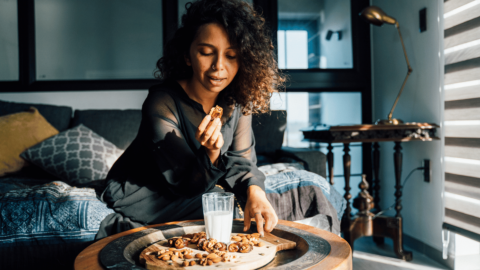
left=455, top=254, right=480, bottom=270
left=352, top=236, right=449, bottom=270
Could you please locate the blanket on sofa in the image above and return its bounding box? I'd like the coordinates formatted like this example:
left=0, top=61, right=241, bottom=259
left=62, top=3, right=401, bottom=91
left=265, top=170, right=345, bottom=235
left=0, top=181, right=114, bottom=246
left=0, top=170, right=345, bottom=245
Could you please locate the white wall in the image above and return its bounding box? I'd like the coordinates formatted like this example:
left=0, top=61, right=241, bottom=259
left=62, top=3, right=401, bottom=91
left=320, top=0, right=353, bottom=68
left=0, top=90, right=148, bottom=111
left=371, top=0, right=444, bottom=253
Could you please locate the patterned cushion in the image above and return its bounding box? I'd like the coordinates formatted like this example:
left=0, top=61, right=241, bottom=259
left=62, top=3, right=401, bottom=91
left=21, top=124, right=123, bottom=185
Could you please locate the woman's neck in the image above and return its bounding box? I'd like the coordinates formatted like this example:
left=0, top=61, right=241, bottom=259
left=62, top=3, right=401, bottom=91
left=178, top=78, right=220, bottom=114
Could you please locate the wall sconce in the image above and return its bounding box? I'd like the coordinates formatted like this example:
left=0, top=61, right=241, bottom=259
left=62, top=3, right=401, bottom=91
left=326, top=30, right=343, bottom=41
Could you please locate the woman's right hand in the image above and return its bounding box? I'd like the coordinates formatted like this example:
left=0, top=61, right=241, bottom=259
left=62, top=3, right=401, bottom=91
left=195, top=115, right=224, bottom=164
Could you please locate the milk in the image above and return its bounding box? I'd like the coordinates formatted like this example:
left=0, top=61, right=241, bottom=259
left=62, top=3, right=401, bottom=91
left=204, top=211, right=233, bottom=243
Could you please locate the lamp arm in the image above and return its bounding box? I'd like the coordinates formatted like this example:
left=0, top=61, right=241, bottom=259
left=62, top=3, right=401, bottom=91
left=387, top=22, right=413, bottom=121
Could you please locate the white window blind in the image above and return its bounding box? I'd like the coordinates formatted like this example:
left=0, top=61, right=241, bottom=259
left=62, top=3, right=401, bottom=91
left=443, top=0, right=480, bottom=242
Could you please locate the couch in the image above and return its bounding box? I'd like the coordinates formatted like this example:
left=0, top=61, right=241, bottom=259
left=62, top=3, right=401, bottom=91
left=0, top=99, right=335, bottom=269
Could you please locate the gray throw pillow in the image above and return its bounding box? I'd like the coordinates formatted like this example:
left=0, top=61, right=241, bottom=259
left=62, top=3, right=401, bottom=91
left=21, top=124, right=123, bottom=185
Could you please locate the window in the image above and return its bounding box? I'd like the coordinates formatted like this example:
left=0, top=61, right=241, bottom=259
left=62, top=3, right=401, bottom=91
left=0, top=0, right=19, bottom=81
left=443, top=0, right=480, bottom=243
left=277, top=30, right=309, bottom=69
left=277, top=0, right=353, bottom=69
left=35, top=0, right=163, bottom=80
left=271, top=92, right=363, bottom=212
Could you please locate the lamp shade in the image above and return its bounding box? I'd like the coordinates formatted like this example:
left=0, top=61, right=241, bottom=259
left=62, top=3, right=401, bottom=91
left=359, top=6, right=396, bottom=26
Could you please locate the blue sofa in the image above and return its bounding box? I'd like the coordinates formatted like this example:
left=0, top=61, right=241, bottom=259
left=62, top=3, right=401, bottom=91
left=0, top=99, right=329, bottom=269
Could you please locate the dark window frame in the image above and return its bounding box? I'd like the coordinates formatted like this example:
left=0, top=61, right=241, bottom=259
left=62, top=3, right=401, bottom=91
left=1, top=0, right=370, bottom=96
left=0, top=0, right=177, bottom=92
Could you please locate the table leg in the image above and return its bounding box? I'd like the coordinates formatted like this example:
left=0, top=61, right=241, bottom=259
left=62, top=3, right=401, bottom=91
left=327, top=143, right=334, bottom=185
left=372, top=142, right=384, bottom=245
left=372, top=216, right=412, bottom=261
left=369, top=142, right=412, bottom=261
left=394, top=142, right=403, bottom=218
left=341, top=143, right=354, bottom=248
left=372, top=142, right=381, bottom=211
left=393, top=142, right=412, bottom=258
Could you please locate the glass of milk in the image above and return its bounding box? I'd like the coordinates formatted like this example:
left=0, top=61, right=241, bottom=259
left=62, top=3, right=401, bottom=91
left=202, top=192, right=234, bottom=243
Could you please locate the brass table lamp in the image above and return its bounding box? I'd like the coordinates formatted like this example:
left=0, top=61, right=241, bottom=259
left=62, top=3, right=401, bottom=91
left=360, top=6, right=413, bottom=125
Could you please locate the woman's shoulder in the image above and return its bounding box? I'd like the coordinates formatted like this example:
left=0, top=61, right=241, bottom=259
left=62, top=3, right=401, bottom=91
left=143, top=80, right=180, bottom=112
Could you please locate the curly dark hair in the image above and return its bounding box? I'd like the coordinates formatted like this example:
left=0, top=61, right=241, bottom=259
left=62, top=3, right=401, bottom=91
left=155, top=0, right=285, bottom=115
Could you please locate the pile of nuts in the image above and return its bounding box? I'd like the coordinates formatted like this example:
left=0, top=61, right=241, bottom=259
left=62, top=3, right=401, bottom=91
left=228, top=233, right=265, bottom=253
left=151, top=232, right=266, bottom=267
left=157, top=248, right=194, bottom=262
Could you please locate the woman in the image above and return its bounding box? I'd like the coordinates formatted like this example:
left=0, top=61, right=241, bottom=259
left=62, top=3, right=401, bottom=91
left=96, top=0, right=285, bottom=239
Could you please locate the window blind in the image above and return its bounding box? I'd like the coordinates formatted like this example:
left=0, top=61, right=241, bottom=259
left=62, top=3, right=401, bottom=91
left=443, top=0, right=480, bottom=242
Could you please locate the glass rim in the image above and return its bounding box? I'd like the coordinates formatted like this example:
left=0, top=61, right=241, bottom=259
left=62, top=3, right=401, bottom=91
left=202, top=192, right=234, bottom=198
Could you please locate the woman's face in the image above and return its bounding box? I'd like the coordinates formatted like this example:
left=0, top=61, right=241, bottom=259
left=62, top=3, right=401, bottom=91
left=186, top=22, right=239, bottom=94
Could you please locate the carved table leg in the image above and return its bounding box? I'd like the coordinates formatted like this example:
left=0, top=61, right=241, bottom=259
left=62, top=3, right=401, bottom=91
left=370, top=142, right=412, bottom=261
left=341, top=143, right=353, bottom=249
left=372, top=215, right=412, bottom=261
left=327, top=143, right=334, bottom=185
left=394, top=142, right=403, bottom=218
left=393, top=142, right=412, bottom=259
left=372, top=142, right=384, bottom=245
left=372, top=142, right=381, bottom=211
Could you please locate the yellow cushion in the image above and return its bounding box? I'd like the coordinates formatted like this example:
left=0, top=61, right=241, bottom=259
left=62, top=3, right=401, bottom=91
left=0, top=107, right=59, bottom=176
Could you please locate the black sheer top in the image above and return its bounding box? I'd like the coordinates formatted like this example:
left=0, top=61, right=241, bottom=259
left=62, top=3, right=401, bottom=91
left=98, top=79, right=265, bottom=233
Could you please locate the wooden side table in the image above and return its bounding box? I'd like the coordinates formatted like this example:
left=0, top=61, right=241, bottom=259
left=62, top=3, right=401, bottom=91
left=303, top=123, right=439, bottom=261
left=74, top=219, right=351, bottom=270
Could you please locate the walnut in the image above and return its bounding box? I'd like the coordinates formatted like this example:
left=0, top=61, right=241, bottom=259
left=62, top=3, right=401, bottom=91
left=197, top=238, right=207, bottom=250
left=174, top=238, right=185, bottom=249
left=191, top=233, right=202, bottom=243
left=214, top=242, right=227, bottom=251
left=228, top=243, right=240, bottom=253
left=240, top=243, right=253, bottom=253
left=199, top=258, right=208, bottom=266
left=167, top=238, right=176, bottom=247
left=208, top=105, right=223, bottom=120
left=206, top=239, right=217, bottom=249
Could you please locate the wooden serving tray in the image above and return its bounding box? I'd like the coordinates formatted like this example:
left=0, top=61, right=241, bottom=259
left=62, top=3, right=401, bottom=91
left=97, top=220, right=334, bottom=270
left=139, top=232, right=296, bottom=270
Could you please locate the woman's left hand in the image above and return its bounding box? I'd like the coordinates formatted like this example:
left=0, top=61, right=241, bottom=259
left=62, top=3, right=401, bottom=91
left=243, top=185, right=278, bottom=237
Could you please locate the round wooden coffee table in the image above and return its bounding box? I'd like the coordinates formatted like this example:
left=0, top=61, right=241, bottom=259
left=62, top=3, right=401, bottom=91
left=75, top=219, right=351, bottom=270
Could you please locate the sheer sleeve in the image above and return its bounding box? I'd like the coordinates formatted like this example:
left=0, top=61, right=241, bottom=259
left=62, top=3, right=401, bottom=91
left=144, top=91, right=226, bottom=198
left=222, top=111, right=266, bottom=202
